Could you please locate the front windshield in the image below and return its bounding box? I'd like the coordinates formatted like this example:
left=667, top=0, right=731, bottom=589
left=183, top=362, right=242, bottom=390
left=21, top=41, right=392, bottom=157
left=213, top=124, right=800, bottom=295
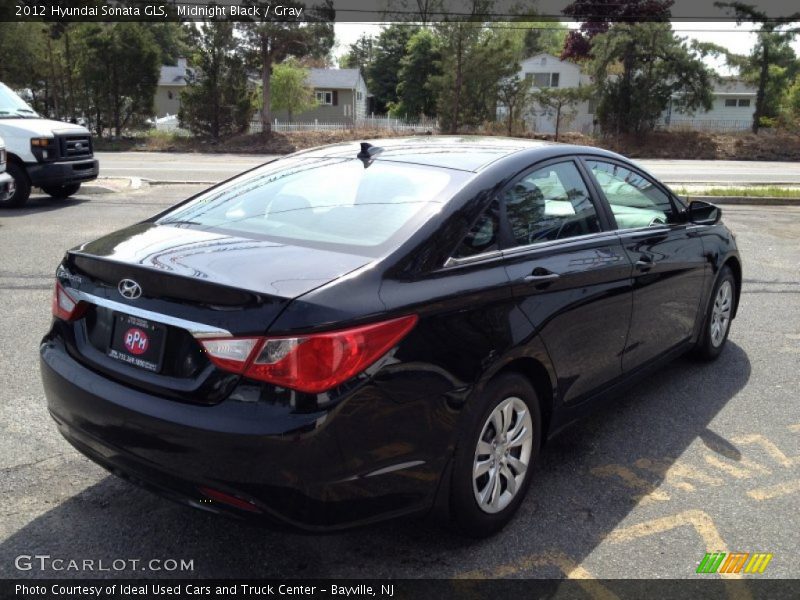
left=157, top=156, right=468, bottom=254
left=0, top=83, right=38, bottom=118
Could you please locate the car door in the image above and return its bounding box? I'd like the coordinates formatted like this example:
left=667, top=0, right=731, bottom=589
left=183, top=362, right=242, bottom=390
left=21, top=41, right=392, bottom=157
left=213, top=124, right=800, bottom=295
left=582, top=158, right=707, bottom=372
left=499, top=159, right=634, bottom=405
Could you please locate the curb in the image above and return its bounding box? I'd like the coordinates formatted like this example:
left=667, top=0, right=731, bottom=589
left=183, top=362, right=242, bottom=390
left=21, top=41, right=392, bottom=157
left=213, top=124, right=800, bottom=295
left=685, top=195, right=800, bottom=206
left=77, top=177, right=144, bottom=195
left=140, top=178, right=216, bottom=185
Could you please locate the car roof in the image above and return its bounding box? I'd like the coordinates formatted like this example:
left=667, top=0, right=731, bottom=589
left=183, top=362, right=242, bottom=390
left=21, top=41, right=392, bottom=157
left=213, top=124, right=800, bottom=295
left=290, top=136, right=634, bottom=173
left=291, top=136, right=555, bottom=172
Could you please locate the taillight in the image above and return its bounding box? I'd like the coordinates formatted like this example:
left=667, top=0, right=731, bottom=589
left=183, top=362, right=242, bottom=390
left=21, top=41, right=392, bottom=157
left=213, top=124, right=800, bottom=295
left=52, top=280, right=86, bottom=321
left=200, top=315, right=418, bottom=393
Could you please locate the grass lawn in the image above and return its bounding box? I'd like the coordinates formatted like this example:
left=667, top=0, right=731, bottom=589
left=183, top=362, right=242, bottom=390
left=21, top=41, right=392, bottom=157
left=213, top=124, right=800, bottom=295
left=676, top=186, right=800, bottom=198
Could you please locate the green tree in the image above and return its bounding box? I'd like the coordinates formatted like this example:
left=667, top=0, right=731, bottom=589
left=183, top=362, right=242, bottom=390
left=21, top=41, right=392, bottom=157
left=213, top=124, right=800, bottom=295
left=431, top=16, right=522, bottom=133
left=0, top=23, right=47, bottom=91
left=522, top=21, right=568, bottom=57
left=78, top=23, right=160, bottom=137
left=530, top=86, right=593, bottom=140
left=271, top=60, right=316, bottom=123
left=339, top=34, right=374, bottom=73
left=589, top=22, right=713, bottom=135
left=497, top=75, right=533, bottom=134
left=780, top=74, right=800, bottom=127
left=148, top=22, right=193, bottom=66
left=366, top=24, right=418, bottom=113
left=238, top=2, right=335, bottom=135
left=715, top=2, right=800, bottom=133
left=392, top=29, right=441, bottom=119
left=179, top=22, right=253, bottom=140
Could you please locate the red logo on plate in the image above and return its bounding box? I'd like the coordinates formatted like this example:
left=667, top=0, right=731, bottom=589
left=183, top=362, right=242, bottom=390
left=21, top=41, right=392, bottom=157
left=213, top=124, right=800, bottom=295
left=123, top=327, right=149, bottom=355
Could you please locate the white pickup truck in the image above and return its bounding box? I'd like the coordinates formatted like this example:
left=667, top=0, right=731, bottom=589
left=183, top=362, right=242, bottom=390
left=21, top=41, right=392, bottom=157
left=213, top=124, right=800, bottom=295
left=0, top=82, right=99, bottom=208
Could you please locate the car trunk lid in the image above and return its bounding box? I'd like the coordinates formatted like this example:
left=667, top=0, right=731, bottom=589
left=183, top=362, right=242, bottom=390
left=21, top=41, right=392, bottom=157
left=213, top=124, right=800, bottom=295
left=57, top=222, right=371, bottom=403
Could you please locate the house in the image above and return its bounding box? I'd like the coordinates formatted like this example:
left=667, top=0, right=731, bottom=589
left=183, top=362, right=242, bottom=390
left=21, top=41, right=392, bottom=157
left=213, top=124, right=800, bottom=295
left=153, top=58, right=191, bottom=118
left=499, top=53, right=596, bottom=135
left=272, top=68, right=370, bottom=124
left=665, top=79, right=756, bottom=130
left=499, top=53, right=758, bottom=134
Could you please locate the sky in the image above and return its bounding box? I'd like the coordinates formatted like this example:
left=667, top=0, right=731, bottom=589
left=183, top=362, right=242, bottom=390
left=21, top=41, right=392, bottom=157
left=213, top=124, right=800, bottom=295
left=332, top=22, right=800, bottom=76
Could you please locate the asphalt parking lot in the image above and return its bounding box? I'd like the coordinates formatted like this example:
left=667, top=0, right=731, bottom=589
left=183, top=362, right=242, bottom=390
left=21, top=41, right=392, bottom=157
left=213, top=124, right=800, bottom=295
left=0, top=185, right=798, bottom=581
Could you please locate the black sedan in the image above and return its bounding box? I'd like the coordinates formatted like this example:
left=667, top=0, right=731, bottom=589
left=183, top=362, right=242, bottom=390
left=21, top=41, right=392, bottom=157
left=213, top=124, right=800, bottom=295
left=40, top=137, right=741, bottom=536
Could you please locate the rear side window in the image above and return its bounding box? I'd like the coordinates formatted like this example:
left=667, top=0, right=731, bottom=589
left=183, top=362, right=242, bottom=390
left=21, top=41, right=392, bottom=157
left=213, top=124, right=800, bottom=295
left=503, top=161, right=601, bottom=246
left=158, top=157, right=465, bottom=252
left=586, top=160, right=678, bottom=228
left=454, top=199, right=500, bottom=258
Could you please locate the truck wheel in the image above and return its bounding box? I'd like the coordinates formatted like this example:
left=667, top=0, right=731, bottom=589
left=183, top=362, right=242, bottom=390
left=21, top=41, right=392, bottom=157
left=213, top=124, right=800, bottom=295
left=42, top=183, right=81, bottom=199
left=2, top=162, right=31, bottom=208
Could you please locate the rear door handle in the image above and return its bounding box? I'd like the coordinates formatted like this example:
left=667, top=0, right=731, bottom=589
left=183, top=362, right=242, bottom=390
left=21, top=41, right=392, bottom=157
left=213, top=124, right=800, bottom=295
left=522, top=270, right=560, bottom=283
left=635, top=257, right=655, bottom=270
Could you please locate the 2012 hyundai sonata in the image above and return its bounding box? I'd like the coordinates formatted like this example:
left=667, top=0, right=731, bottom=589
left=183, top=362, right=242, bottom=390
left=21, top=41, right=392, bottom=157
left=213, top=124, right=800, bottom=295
left=40, top=137, right=741, bottom=536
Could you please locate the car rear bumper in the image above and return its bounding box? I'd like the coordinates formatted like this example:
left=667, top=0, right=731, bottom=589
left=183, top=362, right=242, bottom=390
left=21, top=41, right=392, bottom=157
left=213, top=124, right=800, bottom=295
left=27, top=158, right=98, bottom=187
left=40, top=333, right=446, bottom=531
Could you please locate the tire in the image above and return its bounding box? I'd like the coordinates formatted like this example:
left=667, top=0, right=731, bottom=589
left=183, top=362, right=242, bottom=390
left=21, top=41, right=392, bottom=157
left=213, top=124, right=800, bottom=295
left=693, top=265, right=736, bottom=361
left=42, top=183, right=81, bottom=199
left=1, top=161, right=31, bottom=208
left=450, top=372, right=542, bottom=538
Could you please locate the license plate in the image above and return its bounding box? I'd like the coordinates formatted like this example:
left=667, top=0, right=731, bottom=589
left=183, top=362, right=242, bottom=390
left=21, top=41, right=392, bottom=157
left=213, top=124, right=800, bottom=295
left=107, top=313, right=167, bottom=373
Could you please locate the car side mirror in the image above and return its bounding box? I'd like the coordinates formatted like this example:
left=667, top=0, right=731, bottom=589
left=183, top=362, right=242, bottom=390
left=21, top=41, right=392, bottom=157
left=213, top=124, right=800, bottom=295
left=688, top=200, right=721, bottom=225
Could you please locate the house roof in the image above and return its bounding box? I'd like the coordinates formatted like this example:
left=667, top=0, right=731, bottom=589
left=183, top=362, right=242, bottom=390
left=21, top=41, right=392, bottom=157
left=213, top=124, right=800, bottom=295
left=307, top=68, right=362, bottom=90
left=713, top=79, right=757, bottom=95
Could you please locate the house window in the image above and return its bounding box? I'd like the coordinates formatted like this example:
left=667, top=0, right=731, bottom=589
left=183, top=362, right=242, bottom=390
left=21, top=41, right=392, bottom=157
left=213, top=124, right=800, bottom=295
left=167, top=90, right=174, bottom=100
left=357, top=91, right=362, bottom=101
left=315, top=90, right=333, bottom=105
left=587, top=98, right=597, bottom=115
left=738, top=98, right=751, bottom=107
left=725, top=98, right=737, bottom=107
left=532, top=73, right=559, bottom=88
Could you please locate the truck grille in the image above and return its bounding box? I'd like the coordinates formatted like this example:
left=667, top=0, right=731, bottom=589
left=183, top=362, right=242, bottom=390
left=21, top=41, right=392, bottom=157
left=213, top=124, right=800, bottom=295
left=59, top=135, right=93, bottom=159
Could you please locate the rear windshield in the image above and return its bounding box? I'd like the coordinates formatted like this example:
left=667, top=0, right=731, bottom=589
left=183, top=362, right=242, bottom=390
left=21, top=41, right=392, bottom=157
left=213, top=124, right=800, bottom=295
left=157, top=157, right=467, bottom=253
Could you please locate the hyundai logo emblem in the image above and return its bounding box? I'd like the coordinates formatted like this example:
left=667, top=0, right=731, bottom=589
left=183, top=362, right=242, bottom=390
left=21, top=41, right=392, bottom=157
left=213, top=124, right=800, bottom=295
left=118, top=279, right=142, bottom=300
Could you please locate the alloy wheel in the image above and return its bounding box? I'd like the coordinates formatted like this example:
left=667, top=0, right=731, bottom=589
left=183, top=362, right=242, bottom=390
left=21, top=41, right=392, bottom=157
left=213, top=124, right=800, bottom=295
left=472, top=396, right=533, bottom=514
left=710, top=280, right=733, bottom=347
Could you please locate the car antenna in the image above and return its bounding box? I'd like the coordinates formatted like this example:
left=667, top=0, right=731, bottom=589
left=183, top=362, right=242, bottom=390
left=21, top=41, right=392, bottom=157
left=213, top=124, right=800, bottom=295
left=357, top=142, right=382, bottom=167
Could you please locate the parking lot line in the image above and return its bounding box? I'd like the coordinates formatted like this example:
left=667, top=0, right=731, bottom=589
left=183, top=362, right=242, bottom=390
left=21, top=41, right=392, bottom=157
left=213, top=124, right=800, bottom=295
left=746, top=479, right=800, bottom=501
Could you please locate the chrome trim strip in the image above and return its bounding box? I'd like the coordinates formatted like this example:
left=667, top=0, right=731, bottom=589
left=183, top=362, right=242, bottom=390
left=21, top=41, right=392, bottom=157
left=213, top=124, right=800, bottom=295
left=614, top=226, right=671, bottom=237
left=502, top=230, right=619, bottom=257
left=443, top=250, right=503, bottom=268
left=337, top=460, right=427, bottom=482
left=69, top=289, right=233, bottom=339
left=443, top=230, right=622, bottom=268
left=365, top=460, right=426, bottom=478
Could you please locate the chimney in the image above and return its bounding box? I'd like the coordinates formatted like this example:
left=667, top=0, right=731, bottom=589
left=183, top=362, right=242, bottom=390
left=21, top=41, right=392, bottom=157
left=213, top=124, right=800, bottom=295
left=177, top=57, right=187, bottom=71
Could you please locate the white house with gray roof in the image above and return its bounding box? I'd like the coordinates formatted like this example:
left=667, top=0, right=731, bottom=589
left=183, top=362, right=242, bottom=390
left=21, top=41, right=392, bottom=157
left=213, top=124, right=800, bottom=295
left=154, top=58, right=192, bottom=118
left=665, top=79, right=756, bottom=130
left=272, top=68, right=370, bottom=124
left=498, top=53, right=758, bottom=134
